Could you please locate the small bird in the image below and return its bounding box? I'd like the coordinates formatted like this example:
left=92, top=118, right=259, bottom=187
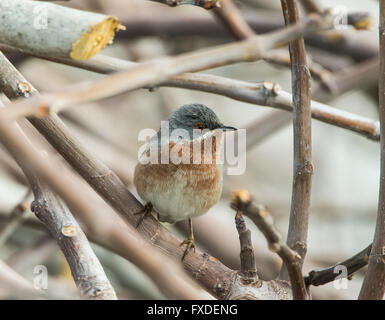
left=134, top=103, right=236, bottom=260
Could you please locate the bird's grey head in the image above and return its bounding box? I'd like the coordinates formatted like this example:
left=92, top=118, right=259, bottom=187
left=162, top=103, right=236, bottom=141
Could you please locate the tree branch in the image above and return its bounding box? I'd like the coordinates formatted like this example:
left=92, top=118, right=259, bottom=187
left=235, top=211, right=258, bottom=281
left=29, top=177, right=118, bottom=299
left=305, top=244, right=372, bottom=287
left=0, top=51, right=211, bottom=300
left=1, top=12, right=335, bottom=120
left=358, top=1, right=385, bottom=300
left=0, top=0, right=124, bottom=61
left=231, top=190, right=307, bottom=300
left=212, top=0, right=254, bottom=40
left=280, top=0, right=312, bottom=279
left=1, top=46, right=379, bottom=141
left=150, top=0, right=220, bottom=9
left=0, top=99, right=117, bottom=299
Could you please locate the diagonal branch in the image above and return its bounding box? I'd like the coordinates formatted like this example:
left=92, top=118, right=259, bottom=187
left=1, top=12, right=335, bottom=120
left=0, top=50, right=293, bottom=299
left=1, top=46, right=379, bottom=141
left=305, top=244, right=372, bottom=287
left=0, top=99, right=117, bottom=299
left=29, top=177, right=118, bottom=299
left=0, top=50, right=211, bottom=300
left=212, top=0, right=254, bottom=40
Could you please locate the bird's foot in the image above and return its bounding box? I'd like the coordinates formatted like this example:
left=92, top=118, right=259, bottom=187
left=180, top=237, right=195, bottom=261
left=134, top=202, right=153, bottom=228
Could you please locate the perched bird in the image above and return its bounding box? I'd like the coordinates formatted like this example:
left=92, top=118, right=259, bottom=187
left=134, top=103, right=236, bottom=260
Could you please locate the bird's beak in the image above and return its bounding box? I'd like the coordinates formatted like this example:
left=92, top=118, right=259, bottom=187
left=219, top=125, right=237, bottom=131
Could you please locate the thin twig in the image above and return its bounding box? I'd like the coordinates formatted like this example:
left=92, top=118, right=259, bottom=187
left=305, top=244, right=372, bottom=287
left=280, top=0, right=312, bottom=282
left=358, top=1, right=385, bottom=300
left=231, top=190, right=308, bottom=300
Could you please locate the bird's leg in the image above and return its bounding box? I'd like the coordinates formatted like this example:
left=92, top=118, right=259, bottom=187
left=180, top=218, right=195, bottom=261
left=134, top=202, right=153, bottom=228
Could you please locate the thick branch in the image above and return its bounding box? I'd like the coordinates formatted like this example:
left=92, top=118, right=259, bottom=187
left=231, top=190, right=308, bottom=300
left=280, top=0, right=312, bottom=278
left=0, top=0, right=124, bottom=61
left=358, top=1, right=385, bottom=300
left=0, top=100, right=117, bottom=299
left=1, top=12, right=335, bottom=120
left=29, top=177, right=117, bottom=299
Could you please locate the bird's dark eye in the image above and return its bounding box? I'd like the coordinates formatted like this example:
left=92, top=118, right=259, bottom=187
left=194, top=122, right=206, bottom=130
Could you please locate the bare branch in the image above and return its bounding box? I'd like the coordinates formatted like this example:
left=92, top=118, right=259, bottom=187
left=306, top=244, right=372, bottom=287
left=231, top=190, right=308, bottom=300
left=358, top=1, right=385, bottom=300
left=0, top=0, right=124, bottom=61
left=1, top=46, right=379, bottom=141
left=0, top=49, right=297, bottom=300
left=280, top=0, right=312, bottom=278
left=0, top=100, right=117, bottom=299
left=213, top=0, right=254, bottom=39
left=235, top=211, right=258, bottom=281
left=1, top=12, right=335, bottom=120
left=150, top=0, right=220, bottom=9
left=29, top=177, right=118, bottom=299
left=0, top=51, right=212, bottom=300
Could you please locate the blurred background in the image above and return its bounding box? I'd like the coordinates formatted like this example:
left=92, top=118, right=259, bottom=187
left=0, top=0, right=380, bottom=299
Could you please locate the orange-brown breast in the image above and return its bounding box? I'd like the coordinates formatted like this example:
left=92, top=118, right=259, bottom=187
left=134, top=134, right=223, bottom=223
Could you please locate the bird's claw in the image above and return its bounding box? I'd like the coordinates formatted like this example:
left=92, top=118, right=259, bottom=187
left=180, top=238, right=195, bottom=261
left=134, top=203, right=153, bottom=228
